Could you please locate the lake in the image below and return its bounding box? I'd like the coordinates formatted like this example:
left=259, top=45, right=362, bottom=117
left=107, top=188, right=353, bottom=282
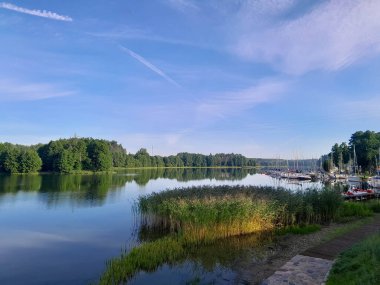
left=0, top=168, right=322, bottom=285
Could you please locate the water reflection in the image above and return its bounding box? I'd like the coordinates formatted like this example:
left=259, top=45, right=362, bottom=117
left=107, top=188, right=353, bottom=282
left=0, top=174, right=42, bottom=192
left=123, top=167, right=256, bottom=186
left=0, top=168, right=256, bottom=195
left=128, top=232, right=274, bottom=285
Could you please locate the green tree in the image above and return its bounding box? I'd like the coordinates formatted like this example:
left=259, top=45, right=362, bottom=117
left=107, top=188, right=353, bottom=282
left=56, top=149, right=75, bottom=173
left=331, top=143, right=340, bottom=167
left=323, top=159, right=332, bottom=172
left=134, top=148, right=151, bottom=167
left=109, top=140, right=127, bottom=167
left=349, top=131, right=380, bottom=172
left=18, top=149, right=42, bottom=173
left=87, top=140, right=113, bottom=171
left=340, top=142, right=350, bottom=164
left=3, top=148, right=20, bottom=173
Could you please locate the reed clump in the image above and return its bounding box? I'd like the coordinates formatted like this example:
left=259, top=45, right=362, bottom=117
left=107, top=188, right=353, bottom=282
left=139, top=185, right=342, bottom=242
left=100, top=237, right=185, bottom=284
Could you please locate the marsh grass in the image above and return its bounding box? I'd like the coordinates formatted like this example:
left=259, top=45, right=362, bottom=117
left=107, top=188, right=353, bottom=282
left=327, top=234, right=380, bottom=285
left=100, top=237, right=185, bottom=284
left=139, top=186, right=342, bottom=243
left=100, top=185, right=344, bottom=284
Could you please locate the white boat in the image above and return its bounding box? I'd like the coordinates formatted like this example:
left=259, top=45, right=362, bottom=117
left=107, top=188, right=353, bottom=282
left=335, top=174, right=347, bottom=180
left=348, top=175, right=362, bottom=183
left=287, top=172, right=312, bottom=180
left=371, top=176, right=380, bottom=188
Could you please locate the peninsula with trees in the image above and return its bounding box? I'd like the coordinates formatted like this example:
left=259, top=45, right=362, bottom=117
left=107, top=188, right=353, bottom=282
left=0, top=137, right=256, bottom=174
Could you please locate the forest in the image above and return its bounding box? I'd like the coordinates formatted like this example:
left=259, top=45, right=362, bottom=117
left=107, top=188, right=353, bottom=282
left=323, top=130, right=380, bottom=173
left=0, top=138, right=256, bottom=174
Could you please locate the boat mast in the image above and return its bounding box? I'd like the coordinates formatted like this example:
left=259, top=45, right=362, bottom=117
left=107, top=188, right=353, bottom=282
left=353, top=145, right=357, bottom=176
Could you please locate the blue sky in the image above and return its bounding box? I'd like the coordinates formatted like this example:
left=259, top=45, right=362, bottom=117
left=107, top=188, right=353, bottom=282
left=0, top=0, right=380, bottom=158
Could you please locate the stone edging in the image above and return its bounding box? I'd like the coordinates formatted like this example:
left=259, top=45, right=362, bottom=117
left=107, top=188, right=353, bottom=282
left=261, top=254, right=334, bottom=285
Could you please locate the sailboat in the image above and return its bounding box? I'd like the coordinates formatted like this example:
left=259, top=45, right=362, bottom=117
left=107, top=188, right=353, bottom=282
left=371, top=148, right=380, bottom=188
left=335, top=152, right=347, bottom=180
left=347, top=145, right=361, bottom=183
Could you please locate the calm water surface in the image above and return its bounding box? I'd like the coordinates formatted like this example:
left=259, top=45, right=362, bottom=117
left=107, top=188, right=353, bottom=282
left=0, top=169, right=322, bottom=285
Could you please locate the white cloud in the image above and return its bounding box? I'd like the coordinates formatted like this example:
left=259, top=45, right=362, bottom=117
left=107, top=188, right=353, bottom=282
left=165, top=0, right=199, bottom=12
left=119, top=45, right=181, bottom=87
left=196, top=79, right=288, bottom=120
left=238, top=0, right=295, bottom=17
left=0, top=79, right=75, bottom=101
left=0, top=2, right=72, bottom=22
left=232, top=0, right=380, bottom=74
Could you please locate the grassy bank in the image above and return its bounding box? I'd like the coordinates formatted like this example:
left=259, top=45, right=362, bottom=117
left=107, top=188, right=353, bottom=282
left=99, top=186, right=346, bottom=284
left=327, top=234, right=380, bottom=285
left=322, top=217, right=374, bottom=242
left=99, top=186, right=379, bottom=284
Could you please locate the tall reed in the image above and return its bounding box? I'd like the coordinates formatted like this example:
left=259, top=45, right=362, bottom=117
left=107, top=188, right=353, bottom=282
left=139, top=186, right=342, bottom=242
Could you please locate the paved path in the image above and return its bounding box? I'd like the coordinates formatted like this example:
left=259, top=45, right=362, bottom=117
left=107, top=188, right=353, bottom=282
left=261, top=214, right=380, bottom=285
left=261, top=255, right=333, bottom=285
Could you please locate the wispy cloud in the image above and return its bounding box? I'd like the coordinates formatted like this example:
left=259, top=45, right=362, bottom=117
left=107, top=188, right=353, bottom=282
left=232, top=0, right=380, bottom=74
left=0, top=79, right=76, bottom=101
left=196, top=79, right=289, bottom=120
left=165, top=0, right=199, bottom=12
left=337, top=96, right=380, bottom=121
left=0, top=2, right=73, bottom=22
left=238, top=0, right=295, bottom=17
left=88, top=28, right=215, bottom=50
left=119, top=45, right=181, bottom=87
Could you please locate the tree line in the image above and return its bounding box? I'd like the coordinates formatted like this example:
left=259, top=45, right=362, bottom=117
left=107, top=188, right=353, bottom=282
left=323, top=130, right=380, bottom=174
left=0, top=137, right=257, bottom=174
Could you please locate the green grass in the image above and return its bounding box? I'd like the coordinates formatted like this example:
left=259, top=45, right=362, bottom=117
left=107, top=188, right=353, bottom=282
left=366, top=200, right=380, bottom=213
left=336, top=202, right=374, bottom=222
left=327, top=234, right=380, bottom=285
left=322, top=217, right=374, bottom=242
